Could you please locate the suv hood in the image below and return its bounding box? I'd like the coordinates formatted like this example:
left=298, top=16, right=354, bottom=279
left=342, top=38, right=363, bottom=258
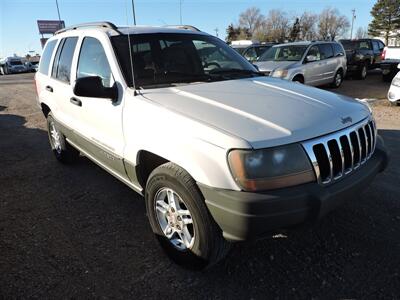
left=142, top=77, right=370, bottom=149
left=254, top=61, right=297, bottom=72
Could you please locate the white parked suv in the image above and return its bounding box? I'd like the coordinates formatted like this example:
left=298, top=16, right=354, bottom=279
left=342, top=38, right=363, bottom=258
left=35, top=22, right=388, bottom=269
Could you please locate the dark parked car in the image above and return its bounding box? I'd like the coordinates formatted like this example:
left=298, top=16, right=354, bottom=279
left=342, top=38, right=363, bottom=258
left=340, top=39, right=385, bottom=79
left=231, top=43, right=274, bottom=62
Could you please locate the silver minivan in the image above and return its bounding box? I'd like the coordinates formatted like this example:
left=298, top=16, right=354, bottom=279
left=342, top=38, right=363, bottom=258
left=254, top=41, right=347, bottom=88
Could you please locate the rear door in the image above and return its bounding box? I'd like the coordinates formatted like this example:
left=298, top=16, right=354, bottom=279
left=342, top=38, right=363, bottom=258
left=47, top=36, right=81, bottom=139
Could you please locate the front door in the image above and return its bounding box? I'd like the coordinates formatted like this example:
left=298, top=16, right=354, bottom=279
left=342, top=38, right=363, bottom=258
left=71, top=36, right=127, bottom=179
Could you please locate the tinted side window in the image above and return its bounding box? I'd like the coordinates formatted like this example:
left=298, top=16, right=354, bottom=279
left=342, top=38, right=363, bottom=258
left=51, top=37, right=78, bottom=83
left=333, top=43, right=344, bottom=57
left=318, top=44, right=334, bottom=59
left=378, top=41, right=385, bottom=50
left=39, top=40, right=57, bottom=75
left=77, top=37, right=113, bottom=87
left=372, top=41, right=380, bottom=52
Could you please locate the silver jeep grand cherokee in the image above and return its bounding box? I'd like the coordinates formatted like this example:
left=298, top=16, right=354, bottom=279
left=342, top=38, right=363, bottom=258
left=254, top=41, right=347, bottom=87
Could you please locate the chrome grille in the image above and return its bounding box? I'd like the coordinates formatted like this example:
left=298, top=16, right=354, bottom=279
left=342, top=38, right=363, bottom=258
left=302, top=117, right=376, bottom=185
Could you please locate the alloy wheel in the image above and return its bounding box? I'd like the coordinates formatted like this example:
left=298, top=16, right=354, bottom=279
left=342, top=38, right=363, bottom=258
left=154, top=187, right=195, bottom=251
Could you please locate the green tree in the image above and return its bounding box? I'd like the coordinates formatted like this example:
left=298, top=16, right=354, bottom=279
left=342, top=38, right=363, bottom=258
left=368, top=0, right=400, bottom=44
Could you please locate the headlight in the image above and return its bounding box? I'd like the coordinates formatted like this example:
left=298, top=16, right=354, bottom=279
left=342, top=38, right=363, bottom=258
left=392, top=77, right=400, bottom=87
left=272, top=69, right=288, bottom=78
left=228, top=144, right=315, bottom=191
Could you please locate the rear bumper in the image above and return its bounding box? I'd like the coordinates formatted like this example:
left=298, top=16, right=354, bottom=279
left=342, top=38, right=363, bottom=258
left=381, top=61, right=399, bottom=75
left=200, top=143, right=388, bottom=241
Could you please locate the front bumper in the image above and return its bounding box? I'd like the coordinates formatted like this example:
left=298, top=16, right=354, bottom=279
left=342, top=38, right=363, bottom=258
left=200, top=143, right=388, bottom=241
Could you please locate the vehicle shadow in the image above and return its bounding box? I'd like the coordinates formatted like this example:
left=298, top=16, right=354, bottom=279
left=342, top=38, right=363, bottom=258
left=1, top=114, right=399, bottom=299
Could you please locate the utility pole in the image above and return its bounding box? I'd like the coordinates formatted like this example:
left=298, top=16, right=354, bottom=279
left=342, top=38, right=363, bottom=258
left=179, top=0, right=184, bottom=25
left=350, top=9, right=356, bottom=39
left=131, top=0, right=137, bottom=25
left=214, top=28, right=219, bottom=37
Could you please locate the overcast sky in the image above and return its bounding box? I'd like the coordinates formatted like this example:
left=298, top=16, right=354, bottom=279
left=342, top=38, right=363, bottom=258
left=0, top=0, right=376, bottom=57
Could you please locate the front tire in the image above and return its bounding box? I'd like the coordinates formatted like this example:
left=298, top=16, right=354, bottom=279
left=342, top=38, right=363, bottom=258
left=145, top=162, right=230, bottom=269
left=46, top=113, right=79, bottom=163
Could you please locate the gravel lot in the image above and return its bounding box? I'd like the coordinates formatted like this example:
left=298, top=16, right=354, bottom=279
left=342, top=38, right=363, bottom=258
left=1, top=72, right=399, bottom=298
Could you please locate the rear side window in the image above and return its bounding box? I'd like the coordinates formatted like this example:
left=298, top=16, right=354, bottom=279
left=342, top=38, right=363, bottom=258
left=77, top=37, right=113, bottom=87
left=39, top=40, right=57, bottom=75
left=378, top=41, right=385, bottom=50
left=372, top=41, right=380, bottom=52
left=332, top=43, right=344, bottom=57
left=51, top=37, right=78, bottom=83
left=318, top=44, right=334, bottom=59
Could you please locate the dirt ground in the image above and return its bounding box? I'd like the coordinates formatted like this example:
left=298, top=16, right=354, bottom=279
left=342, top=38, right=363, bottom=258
left=1, top=72, right=399, bottom=298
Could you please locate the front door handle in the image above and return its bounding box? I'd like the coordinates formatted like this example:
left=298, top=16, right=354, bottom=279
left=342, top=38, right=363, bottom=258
left=45, top=85, right=53, bottom=92
left=70, top=97, right=82, bottom=107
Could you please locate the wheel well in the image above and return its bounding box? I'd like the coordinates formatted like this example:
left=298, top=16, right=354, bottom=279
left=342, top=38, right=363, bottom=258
left=292, top=74, right=304, bottom=83
left=41, top=103, right=51, bottom=118
left=337, top=68, right=343, bottom=75
left=136, top=150, right=169, bottom=188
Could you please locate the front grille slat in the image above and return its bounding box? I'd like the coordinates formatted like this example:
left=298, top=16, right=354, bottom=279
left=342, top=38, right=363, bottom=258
left=302, top=118, right=376, bottom=186
left=323, top=142, right=334, bottom=183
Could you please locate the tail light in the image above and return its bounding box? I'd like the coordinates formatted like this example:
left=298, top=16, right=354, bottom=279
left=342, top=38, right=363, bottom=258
left=381, top=49, right=386, bottom=60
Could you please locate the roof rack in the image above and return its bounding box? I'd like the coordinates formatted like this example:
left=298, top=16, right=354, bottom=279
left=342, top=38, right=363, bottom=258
left=163, top=25, right=201, bottom=32
left=55, top=22, right=121, bottom=35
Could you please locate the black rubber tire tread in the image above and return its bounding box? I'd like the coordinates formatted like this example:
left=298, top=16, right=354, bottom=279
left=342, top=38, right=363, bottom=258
left=357, top=63, right=367, bottom=80
left=292, top=75, right=304, bottom=84
left=46, top=112, right=80, bottom=164
left=145, top=162, right=231, bottom=269
left=330, top=69, right=343, bottom=88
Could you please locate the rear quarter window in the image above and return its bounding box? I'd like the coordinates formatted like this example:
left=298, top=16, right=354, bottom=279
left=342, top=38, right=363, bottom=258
left=332, top=43, right=344, bottom=57
left=38, top=40, right=57, bottom=75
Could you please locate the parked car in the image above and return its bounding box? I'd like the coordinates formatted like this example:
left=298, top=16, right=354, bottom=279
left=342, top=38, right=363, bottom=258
left=254, top=41, right=347, bottom=87
left=0, top=57, right=27, bottom=74
left=387, top=64, right=400, bottom=105
left=231, top=40, right=274, bottom=62
left=24, top=61, right=39, bottom=72
left=339, top=39, right=385, bottom=79
left=36, top=22, right=388, bottom=269
left=381, top=46, right=400, bottom=82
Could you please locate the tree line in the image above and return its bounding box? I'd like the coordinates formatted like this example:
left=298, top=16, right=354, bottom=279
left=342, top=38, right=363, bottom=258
left=226, top=0, right=400, bottom=44
left=226, top=7, right=351, bottom=43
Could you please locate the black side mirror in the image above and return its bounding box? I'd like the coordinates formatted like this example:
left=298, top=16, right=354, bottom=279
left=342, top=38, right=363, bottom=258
left=73, top=76, right=118, bottom=101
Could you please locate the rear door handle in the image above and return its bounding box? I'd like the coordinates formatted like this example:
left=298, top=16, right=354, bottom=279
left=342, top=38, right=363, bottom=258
left=45, top=85, right=53, bottom=92
left=70, top=97, right=82, bottom=107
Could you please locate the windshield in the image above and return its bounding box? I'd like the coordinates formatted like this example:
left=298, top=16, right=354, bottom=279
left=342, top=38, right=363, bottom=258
left=111, top=33, right=258, bottom=89
left=258, top=45, right=308, bottom=62
left=9, top=60, right=23, bottom=65
left=341, top=40, right=371, bottom=51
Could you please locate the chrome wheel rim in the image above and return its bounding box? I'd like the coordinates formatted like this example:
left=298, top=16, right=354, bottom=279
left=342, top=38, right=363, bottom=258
left=49, top=121, right=62, bottom=154
left=154, top=188, right=195, bottom=251
left=335, top=73, right=342, bottom=86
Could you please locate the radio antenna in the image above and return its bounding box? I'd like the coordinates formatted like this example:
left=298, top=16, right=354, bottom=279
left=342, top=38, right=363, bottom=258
left=126, top=0, right=137, bottom=94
